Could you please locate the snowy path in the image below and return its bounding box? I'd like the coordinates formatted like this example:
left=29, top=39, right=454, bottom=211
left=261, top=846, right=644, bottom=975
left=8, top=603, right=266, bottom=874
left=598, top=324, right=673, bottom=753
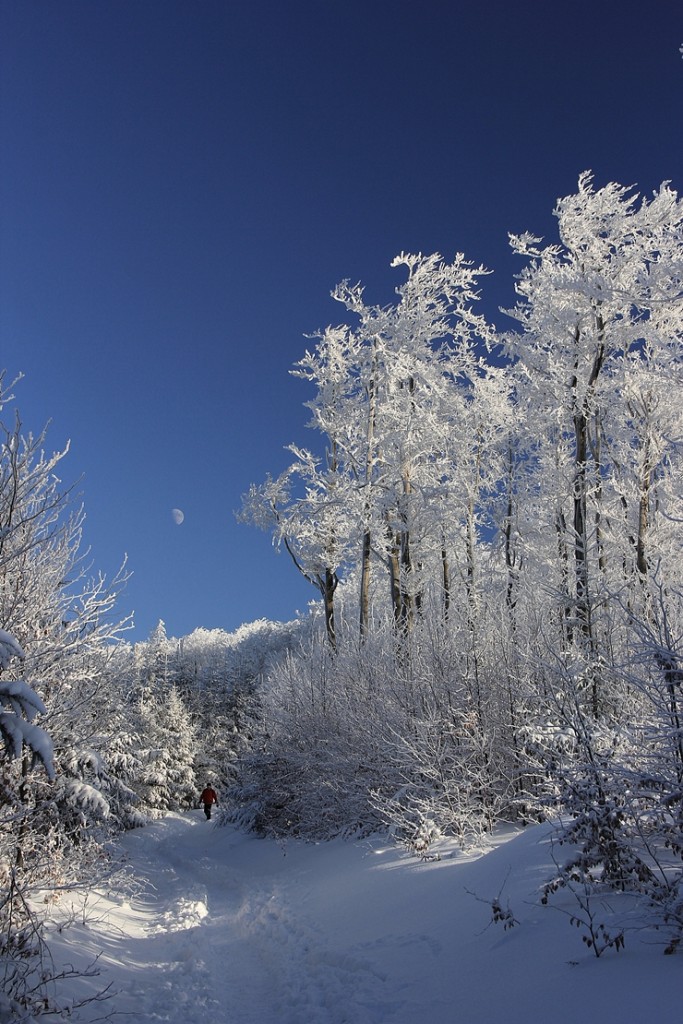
left=117, top=813, right=386, bottom=1024
left=110, top=814, right=287, bottom=1023
left=45, top=811, right=682, bottom=1024
left=50, top=812, right=415, bottom=1024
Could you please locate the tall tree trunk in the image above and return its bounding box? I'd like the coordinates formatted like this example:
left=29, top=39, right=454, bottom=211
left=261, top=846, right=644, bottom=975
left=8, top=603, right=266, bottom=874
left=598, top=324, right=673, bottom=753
left=399, top=526, right=413, bottom=632
left=573, top=407, right=591, bottom=643
left=589, top=414, right=607, bottom=576
left=323, top=566, right=337, bottom=651
left=359, top=528, right=372, bottom=637
left=441, top=539, right=450, bottom=622
left=387, top=527, right=404, bottom=630
left=623, top=395, right=654, bottom=621
left=465, top=494, right=477, bottom=612
left=556, top=507, right=573, bottom=649
left=571, top=314, right=606, bottom=716
left=396, top=462, right=415, bottom=633
left=636, top=432, right=652, bottom=582
left=359, top=343, right=378, bottom=638
left=503, top=445, right=518, bottom=630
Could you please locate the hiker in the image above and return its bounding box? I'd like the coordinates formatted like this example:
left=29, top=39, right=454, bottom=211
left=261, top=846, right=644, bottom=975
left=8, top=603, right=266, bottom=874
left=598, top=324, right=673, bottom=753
left=199, top=783, right=218, bottom=820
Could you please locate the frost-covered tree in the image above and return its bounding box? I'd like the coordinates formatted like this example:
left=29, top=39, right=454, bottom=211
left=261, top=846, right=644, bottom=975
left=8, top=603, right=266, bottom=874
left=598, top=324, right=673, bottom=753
left=239, top=447, right=351, bottom=648
left=136, top=685, right=197, bottom=813
left=329, top=252, right=494, bottom=635
left=243, top=253, right=496, bottom=644
left=505, top=174, right=683, bottom=712
left=232, top=174, right=683, bottom=917
left=136, top=619, right=172, bottom=693
left=0, top=376, right=133, bottom=1018
left=0, top=383, right=132, bottom=883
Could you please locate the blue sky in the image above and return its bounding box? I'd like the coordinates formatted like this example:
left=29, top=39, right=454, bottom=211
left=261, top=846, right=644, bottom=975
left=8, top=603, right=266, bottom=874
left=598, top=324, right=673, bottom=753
left=1, top=1, right=681, bottom=642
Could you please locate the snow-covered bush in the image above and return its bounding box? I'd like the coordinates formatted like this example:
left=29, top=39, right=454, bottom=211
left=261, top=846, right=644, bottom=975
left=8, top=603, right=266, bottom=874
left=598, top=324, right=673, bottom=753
left=537, top=581, right=683, bottom=951
left=225, top=634, right=394, bottom=839
left=226, top=618, right=525, bottom=845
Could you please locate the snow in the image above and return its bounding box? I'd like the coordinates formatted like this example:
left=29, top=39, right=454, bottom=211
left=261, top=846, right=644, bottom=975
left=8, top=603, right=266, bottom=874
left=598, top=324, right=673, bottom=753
left=43, top=812, right=680, bottom=1023
left=0, top=629, right=24, bottom=668
left=0, top=678, right=47, bottom=719
left=0, top=714, right=55, bottom=777
left=0, top=677, right=53, bottom=777
left=59, top=779, right=111, bottom=817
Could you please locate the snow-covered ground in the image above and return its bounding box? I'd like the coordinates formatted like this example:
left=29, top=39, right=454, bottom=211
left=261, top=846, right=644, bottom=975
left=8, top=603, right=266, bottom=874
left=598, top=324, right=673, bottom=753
left=43, top=812, right=680, bottom=1023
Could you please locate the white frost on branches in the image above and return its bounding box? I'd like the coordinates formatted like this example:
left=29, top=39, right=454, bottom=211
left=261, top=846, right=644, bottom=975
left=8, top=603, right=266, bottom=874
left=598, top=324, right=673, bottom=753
left=0, top=628, right=24, bottom=669
left=0, top=630, right=54, bottom=779
left=58, top=778, right=110, bottom=817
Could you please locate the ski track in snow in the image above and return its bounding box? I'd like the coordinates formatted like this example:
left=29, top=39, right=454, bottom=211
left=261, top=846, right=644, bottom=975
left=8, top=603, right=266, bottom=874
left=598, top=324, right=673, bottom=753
left=41, top=812, right=683, bottom=1024
left=50, top=811, right=412, bottom=1024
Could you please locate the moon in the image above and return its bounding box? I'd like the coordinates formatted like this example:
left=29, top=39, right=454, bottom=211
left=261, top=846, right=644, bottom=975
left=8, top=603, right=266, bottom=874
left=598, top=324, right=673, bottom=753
left=171, top=508, right=184, bottom=526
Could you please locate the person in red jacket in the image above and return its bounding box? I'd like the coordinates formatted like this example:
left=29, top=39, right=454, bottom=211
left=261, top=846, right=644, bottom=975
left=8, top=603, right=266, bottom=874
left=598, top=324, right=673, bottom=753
left=199, top=784, right=218, bottom=820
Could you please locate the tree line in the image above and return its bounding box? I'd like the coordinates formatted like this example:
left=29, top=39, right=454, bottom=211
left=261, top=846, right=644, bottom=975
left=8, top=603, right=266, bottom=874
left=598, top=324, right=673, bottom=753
left=1, top=172, right=682, bottom=1015
left=236, top=173, right=683, bottom=948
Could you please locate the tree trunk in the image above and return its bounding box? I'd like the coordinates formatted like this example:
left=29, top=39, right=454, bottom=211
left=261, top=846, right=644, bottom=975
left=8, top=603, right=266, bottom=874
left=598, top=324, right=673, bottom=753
left=359, top=343, right=378, bottom=638
left=359, top=528, right=372, bottom=637
left=323, top=567, right=337, bottom=651
left=387, top=527, right=405, bottom=631
left=556, top=507, right=573, bottom=648
left=503, top=446, right=518, bottom=629
left=441, top=541, right=450, bottom=622
left=573, top=407, right=591, bottom=643
left=571, top=314, right=606, bottom=715
left=636, top=434, right=652, bottom=581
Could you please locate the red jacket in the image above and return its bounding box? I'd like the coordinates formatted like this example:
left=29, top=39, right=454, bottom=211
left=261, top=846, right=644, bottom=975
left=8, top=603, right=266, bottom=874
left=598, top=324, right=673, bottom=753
left=200, top=787, right=217, bottom=805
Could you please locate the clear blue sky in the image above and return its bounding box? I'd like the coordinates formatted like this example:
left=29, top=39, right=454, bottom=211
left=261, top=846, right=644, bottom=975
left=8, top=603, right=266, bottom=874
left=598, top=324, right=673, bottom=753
left=1, top=1, right=681, bottom=642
